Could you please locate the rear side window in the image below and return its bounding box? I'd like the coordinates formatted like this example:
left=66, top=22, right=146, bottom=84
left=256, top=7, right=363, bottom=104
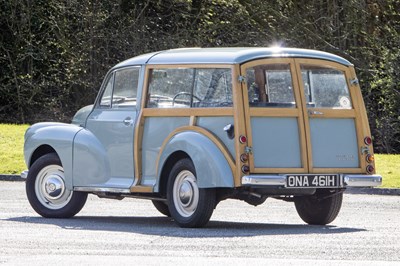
left=147, top=68, right=232, bottom=108
left=301, top=65, right=352, bottom=109
left=99, top=67, right=140, bottom=108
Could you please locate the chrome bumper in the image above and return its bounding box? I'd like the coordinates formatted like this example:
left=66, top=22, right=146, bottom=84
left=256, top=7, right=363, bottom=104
left=21, top=170, right=29, bottom=179
left=241, top=174, right=382, bottom=188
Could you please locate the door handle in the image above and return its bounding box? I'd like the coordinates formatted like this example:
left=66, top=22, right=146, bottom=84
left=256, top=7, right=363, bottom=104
left=308, top=110, right=324, bottom=116
left=123, top=117, right=133, bottom=126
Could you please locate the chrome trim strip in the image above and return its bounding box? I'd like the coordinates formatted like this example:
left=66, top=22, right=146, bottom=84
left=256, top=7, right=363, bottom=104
left=343, top=174, right=382, bottom=187
left=21, top=170, right=29, bottom=179
left=242, top=175, right=286, bottom=186
left=74, top=187, right=131, bottom=194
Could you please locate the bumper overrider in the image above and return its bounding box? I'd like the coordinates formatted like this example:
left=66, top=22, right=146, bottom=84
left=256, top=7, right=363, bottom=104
left=241, top=174, right=382, bottom=188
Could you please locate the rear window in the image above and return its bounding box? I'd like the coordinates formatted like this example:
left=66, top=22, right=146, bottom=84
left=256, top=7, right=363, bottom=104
left=300, top=65, right=352, bottom=109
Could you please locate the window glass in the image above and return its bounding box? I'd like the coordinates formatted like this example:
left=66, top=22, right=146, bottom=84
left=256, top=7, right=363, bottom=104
left=112, top=68, right=139, bottom=108
left=301, top=65, right=352, bottom=109
left=147, top=68, right=232, bottom=108
left=246, top=64, right=295, bottom=108
left=193, top=69, right=232, bottom=107
left=100, top=73, right=114, bottom=107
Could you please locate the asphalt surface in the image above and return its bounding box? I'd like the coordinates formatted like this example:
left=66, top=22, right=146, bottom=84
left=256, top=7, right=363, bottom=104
left=0, top=181, right=399, bottom=265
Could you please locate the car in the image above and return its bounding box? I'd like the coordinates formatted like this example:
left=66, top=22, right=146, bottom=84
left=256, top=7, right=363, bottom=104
left=22, top=47, right=383, bottom=228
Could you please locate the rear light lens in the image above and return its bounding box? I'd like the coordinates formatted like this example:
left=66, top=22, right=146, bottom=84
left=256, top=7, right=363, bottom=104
left=366, top=154, right=375, bottom=163
left=240, top=153, right=249, bottom=163
left=239, top=135, right=247, bottom=144
left=366, top=165, right=375, bottom=174
left=364, top=136, right=372, bottom=146
left=241, top=165, right=250, bottom=173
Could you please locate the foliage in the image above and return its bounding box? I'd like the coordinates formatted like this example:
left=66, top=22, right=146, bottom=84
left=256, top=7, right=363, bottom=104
left=0, top=0, right=399, bottom=152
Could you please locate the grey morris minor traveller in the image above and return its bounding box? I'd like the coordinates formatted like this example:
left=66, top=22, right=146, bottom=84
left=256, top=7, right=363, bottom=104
left=23, top=47, right=382, bottom=227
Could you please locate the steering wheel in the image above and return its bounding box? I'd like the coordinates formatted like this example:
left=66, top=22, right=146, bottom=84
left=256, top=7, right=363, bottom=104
left=172, top=92, right=201, bottom=106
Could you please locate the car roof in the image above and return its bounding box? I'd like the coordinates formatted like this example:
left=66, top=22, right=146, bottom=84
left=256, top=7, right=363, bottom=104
left=113, top=47, right=352, bottom=68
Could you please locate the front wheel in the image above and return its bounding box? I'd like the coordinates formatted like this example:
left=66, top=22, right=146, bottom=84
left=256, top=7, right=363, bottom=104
left=26, top=153, right=87, bottom=218
left=294, top=190, right=343, bottom=225
left=167, top=158, right=216, bottom=228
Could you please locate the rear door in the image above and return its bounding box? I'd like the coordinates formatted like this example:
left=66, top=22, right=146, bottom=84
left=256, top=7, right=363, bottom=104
left=294, top=59, right=363, bottom=173
left=240, top=59, right=308, bottom=174
left=241, top=58, right=363, bottom=174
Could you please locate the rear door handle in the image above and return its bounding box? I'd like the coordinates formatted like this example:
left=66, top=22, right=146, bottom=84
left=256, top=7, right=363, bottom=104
left=308, top=110, right=324, bottom=116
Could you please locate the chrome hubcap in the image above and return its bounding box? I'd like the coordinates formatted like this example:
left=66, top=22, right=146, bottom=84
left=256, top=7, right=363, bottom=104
left=44, top=175, right=64, bottom=199
left=35, top=165, right=72, bottom=210
left=173, top=170, right=199, bottom=217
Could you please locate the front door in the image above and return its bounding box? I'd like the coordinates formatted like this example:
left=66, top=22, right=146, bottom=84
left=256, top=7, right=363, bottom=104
left=241, top=59, right=363, bottom=174
left=76, top=66, right=140, bottom=188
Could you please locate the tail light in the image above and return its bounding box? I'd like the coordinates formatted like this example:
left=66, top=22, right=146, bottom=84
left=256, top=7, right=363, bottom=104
left=364, top=136, right=372, bottom=146
left=240, top=153, right=249, bottom=163
left=241, top=165, right=250, bottom=173
left=366, top=154, right=375, bottom=163
left=239, top=135, right=247, bottom=144
left=366, top=165, right=375, bottom=174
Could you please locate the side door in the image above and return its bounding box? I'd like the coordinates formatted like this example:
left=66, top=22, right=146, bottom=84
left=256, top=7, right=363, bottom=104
left=240, top=59, right=308, bottom=174
left=294, top=59, right=364, bottom=173
left=75, top=66, right=140, bottom=188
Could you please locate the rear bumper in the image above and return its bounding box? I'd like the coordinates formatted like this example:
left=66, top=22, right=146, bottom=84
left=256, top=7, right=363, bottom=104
left=242, top=174, right=382, bottom=188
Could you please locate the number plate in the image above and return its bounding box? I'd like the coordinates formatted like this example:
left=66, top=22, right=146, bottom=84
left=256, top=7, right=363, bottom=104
left=285, top=174, right=339, bottom=188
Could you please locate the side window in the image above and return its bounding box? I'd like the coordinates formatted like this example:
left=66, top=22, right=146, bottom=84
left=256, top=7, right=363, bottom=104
left=99, top=67, right=140, bottom=108
left=113, top=67, right=139, bottom=108
left=301, top=65, right=352, bottom=109
left=147, top=68, right=193, bottom=108
left=100, top=73, right=114, bottom=107
left=193, top=69, right=232, bottom=107
left=246, top=64, right=295, bottom=108
left=147, top=68, right=232, bottom=108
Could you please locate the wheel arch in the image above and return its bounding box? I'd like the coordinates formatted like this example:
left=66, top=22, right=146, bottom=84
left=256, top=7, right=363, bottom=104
left=29, top=145, right=57, bottom=167
left=24, top=123, right=82, bottom=190
left=155, top=128, right=235, bottom=194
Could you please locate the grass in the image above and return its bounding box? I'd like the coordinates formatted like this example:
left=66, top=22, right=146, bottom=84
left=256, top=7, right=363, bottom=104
left=0, top=124, right=399, bottom=188
left=375, top=154, right=400, bottom=188
left=0, top=124, right=29, bottom=174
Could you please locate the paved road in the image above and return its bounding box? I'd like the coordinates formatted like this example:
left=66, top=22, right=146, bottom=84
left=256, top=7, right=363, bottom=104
left=1, top=181, right=399, bottom=265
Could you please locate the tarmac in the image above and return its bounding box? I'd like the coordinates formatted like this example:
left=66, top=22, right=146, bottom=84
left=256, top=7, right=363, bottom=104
left=1, top=174, right=399, bottom=196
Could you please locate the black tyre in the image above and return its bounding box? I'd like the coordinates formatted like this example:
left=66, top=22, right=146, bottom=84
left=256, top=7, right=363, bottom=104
left=26, top=153, right=88, bottom=218
left=294, top=191, right=343, bottom=225
left=152, top=200, right=171, bottom=217
left=167, top=158, right=216, bottom=228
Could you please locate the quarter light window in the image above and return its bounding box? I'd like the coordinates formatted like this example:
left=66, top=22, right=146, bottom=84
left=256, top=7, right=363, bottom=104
left=246, top=64, right=296, bottom=108
left=147, top=68, right=232, bottom=108
left=301, top=65, right=352, bottom=109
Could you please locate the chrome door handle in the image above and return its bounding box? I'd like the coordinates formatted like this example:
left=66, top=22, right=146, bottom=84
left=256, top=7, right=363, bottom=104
left=308, top=110, right=324, bottom=116
left=123, top=117, right=133, bottom=126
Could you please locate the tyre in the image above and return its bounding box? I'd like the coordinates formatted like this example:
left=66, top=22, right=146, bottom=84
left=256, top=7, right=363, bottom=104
left=294, top=191, right=343, bottom=225
left=167, top=158, right=216, bottom=228
left=26, top=153, right=87, bottom=218
left=152, top=200, right=171, bottom=217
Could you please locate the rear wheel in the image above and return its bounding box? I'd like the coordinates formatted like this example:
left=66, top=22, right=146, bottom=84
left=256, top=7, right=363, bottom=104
left=167, top=158, right=215, bottom=228
left=294, top=191, right=343, bottom=225
left=152, top=200, right=171, bottom=217
left=26, top=153, right=87, bottom=218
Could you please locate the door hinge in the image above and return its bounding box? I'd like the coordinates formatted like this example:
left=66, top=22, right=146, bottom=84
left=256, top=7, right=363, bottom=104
left=350, top=78, right=359, bottom=86
left=238, top=75, right=246, bottom=83
left=245, top=146, right=253, bottom=154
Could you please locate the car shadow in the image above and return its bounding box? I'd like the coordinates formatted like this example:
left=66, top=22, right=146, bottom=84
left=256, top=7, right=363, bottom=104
left=5, top=215, right=366, bottom=238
